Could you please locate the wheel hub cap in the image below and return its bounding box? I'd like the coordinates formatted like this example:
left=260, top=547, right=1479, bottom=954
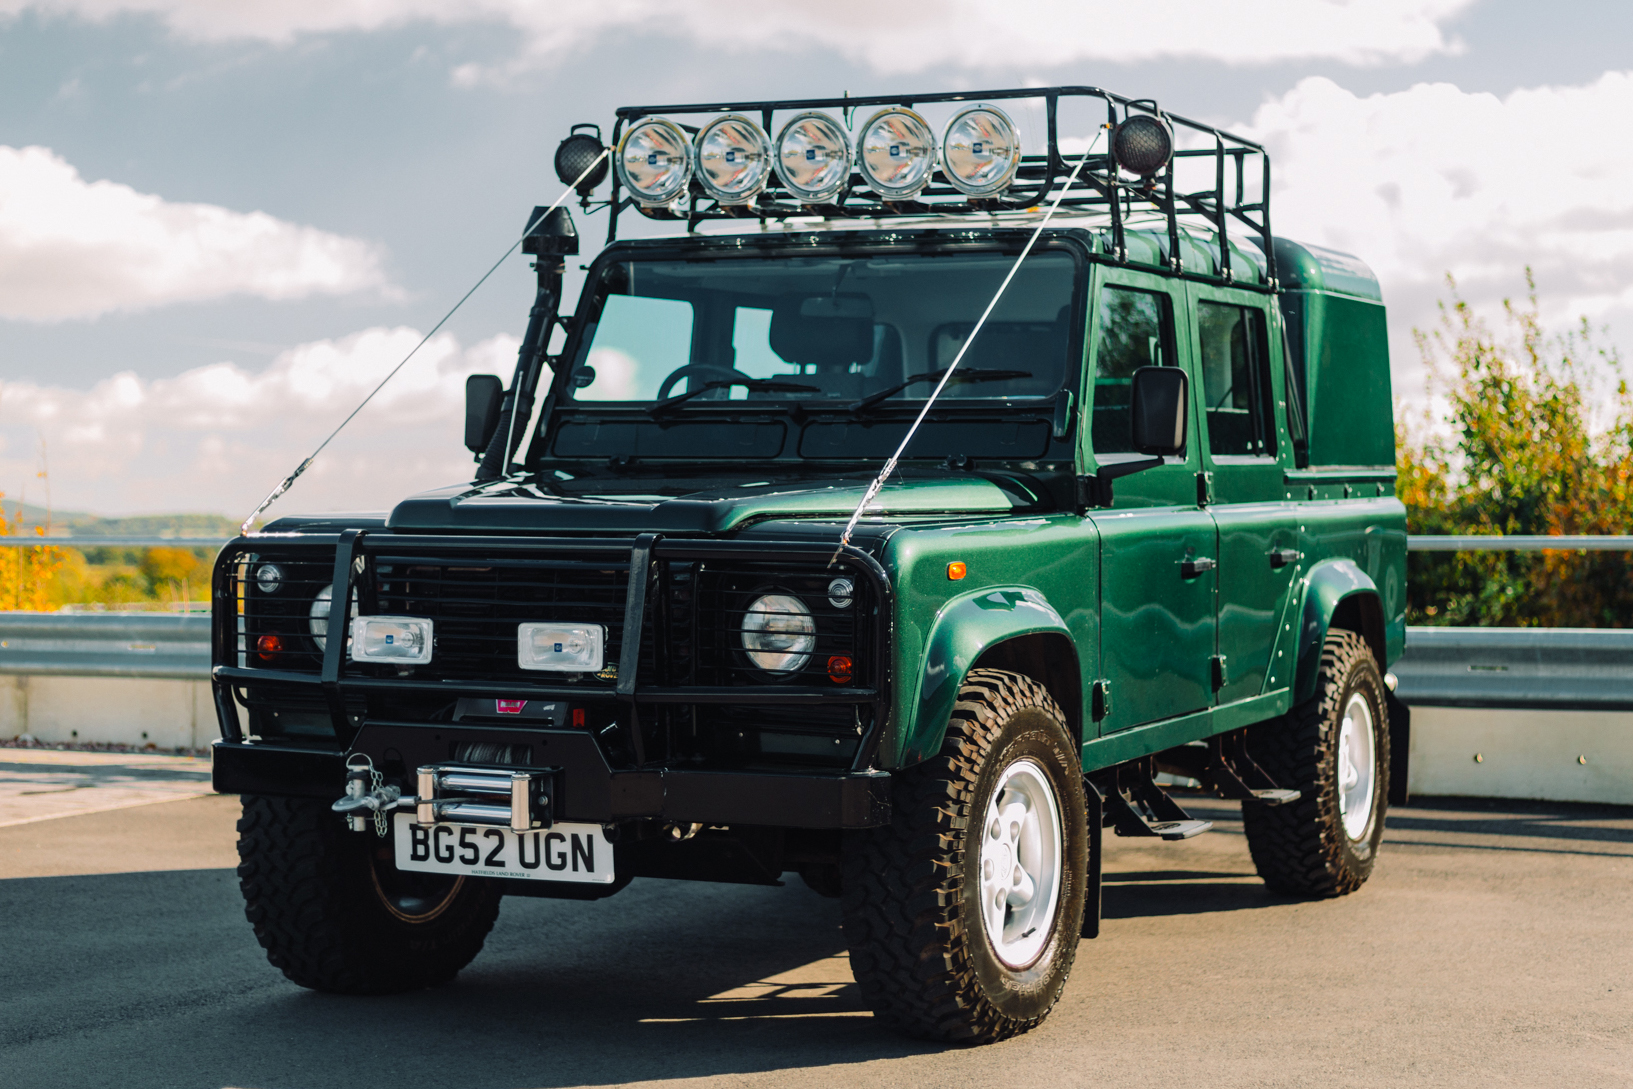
left=1337, top=692, right=1377, bottom=840
left=978, top=759, right=1063, bottom=968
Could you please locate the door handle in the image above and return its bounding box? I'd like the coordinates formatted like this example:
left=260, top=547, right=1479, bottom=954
left=1268, top=548, right=1302, bottom=568
left=1181, top=556, right=1216, bottom=578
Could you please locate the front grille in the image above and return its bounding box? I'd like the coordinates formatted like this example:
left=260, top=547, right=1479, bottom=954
left=366, top=555, right=635, bottom=684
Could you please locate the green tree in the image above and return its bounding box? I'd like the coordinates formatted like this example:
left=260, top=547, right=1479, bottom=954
left=1401, top=272, right=1633, bottom=626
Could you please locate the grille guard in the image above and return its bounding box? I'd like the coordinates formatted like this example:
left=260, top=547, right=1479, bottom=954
left=212, top=530, right=894, bottom=778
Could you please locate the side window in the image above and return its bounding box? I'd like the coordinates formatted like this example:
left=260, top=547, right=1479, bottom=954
left=1198, top=302, right=1275, bottom=457
left=1092, top=286, right=1176, bottom=454
left=574, top=294, right=694, bottom=401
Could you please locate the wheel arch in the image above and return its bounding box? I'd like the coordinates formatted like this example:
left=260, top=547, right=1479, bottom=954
left=892, top=587, right=1079, bottom=769
left=1293, top=558, right=1385, bottom=705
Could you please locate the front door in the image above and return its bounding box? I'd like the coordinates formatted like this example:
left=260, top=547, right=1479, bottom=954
left=1189, top=286, right=1300, bottom=704
left=1086, top=271, right=1215, bottom=733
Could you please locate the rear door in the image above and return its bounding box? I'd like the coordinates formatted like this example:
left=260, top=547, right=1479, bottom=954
left=1086, top=269, right=1216, bottom=733
left=1189, top=285, right=1300, bottom=704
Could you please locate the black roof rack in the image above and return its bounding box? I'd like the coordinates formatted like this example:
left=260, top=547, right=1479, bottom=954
left=587, top=85, right=1275, bottom=289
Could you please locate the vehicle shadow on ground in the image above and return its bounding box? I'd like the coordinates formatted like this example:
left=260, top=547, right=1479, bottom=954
left=0, top=868, right=944, bottom=1089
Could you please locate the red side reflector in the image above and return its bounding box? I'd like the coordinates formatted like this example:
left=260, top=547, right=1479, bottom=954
left=571, top=707, right=586, bottom=728
left=495, top=699, right=526, bottom=715
left=828, top=655, right=854, bottom=684
left=256, top=633, right=282, bottom=662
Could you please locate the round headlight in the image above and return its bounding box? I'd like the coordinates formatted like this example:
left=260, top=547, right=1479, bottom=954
left=941, top=105, right=1020, bottom=199
left=309, top=586, right=358, bottom=652
left=1111, top=114, right=1174, bottom=179
left=741, top=593, right=817, bottom=674
left=255, top=563, right=283, bottom=595
left=616, top=117, right=693, bottom=208
left=774, top=112, right=851, bottom=205
left=695, top=114, right=772, bottom=205
left=856, top=107, right=936, bottom=201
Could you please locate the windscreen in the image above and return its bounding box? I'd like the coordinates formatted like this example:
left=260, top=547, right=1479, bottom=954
left=567, top=249, right=1079, bottom=406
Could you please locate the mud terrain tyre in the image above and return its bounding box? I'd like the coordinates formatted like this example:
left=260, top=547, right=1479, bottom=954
left=841, top=669, right=1088, bottom=1044
left=1243, top=628, right=1390, bottom=897
left=236, top=794, right=501, bottom=994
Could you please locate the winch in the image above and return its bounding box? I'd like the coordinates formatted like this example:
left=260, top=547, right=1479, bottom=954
left=329, top=756, right=557, bottom=836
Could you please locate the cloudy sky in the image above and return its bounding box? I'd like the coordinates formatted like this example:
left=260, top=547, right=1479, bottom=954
left=1, top=0, right=1630, bottom=519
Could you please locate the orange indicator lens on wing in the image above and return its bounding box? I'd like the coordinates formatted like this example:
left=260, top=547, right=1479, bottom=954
left=947, top=561, right=967, bottom=580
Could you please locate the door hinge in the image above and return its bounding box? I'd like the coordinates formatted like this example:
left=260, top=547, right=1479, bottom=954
left=1196, top=471, right=1214, bottom=507
left=1211, top=654, right=1229, bottom=691
left=1091, top=680, right=1113, bottom=721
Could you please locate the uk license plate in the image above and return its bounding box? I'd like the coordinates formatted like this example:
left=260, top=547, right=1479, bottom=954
left=393, top=812, right=614, bottom=884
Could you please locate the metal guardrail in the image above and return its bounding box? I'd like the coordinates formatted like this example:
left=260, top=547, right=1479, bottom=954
left=1409, top=535, right=1633, bottom=551
left=0, top=612, right=1624, bottom=711
left=1393, top=626, right=1633, bottom=711
left=0, top=613, right=211, bottom=680
left=0, top=534, right=1625, bottom=550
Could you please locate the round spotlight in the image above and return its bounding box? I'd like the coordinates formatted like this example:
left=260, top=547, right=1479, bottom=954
left=856, top=107, right=936, bottom=201
left=555, top=124, right=609, bottom=194
left=1111, top=114, right=1174, bottom=179
left=615, top=117, right=693, bottom=208
left=941, top=105, right=1021, bottom=199
left=694, top=114, right=773, bottom=205
left=774, top=112, right=851, bottom=205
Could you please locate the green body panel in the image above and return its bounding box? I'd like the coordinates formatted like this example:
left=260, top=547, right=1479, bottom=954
left=1273, top=238, right=1395, bottom=468
left=880, top=516, right=1097, bottom=768
left=876, top=234, right=1407, bottom=776
left=902, top=584, right=1074, bottom=766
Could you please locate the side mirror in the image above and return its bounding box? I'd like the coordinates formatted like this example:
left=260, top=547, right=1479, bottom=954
left=1131, top=365, right=1188, bottom=455
left=465, top=375, right=504, bottom=454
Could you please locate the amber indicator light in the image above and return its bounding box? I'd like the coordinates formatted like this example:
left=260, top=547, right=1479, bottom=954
left=827, top=655, right=854, bottom=684
left=947, top=561, right=967, bottom=580
left=256, top=633, right=283, bottom=661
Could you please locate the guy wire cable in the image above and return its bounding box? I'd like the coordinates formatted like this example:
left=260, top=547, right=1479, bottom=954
left=238, top=149, right=610, bottom=536
left=831, top=130, right=1105, bottom=563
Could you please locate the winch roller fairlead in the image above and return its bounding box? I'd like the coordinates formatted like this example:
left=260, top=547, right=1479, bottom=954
left=330, top=755, right=558, bottom=836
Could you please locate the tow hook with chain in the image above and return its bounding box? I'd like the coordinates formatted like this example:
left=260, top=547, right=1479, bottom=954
left=330, top=755, right=401, bottom=836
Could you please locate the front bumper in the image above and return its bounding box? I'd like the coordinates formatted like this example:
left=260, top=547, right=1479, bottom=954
left=212, top=730, right=892, bottom=829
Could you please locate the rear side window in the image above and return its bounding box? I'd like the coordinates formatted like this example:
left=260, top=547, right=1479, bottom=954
left=1198, top=302, right=1275, bottom=458
left=1091, top=286, right=1176, bottom=454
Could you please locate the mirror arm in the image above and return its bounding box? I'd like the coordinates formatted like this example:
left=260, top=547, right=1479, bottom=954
left=1076, top=456, right=1164, bottom=510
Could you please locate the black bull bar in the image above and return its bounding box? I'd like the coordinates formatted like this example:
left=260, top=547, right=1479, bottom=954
left=209, top=531, right=895, bottom=829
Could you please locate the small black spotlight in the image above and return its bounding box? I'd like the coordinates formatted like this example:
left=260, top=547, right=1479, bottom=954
left=1111, top=113, right=1174, bottom=179
left=555, top=124, right=609, bottom=194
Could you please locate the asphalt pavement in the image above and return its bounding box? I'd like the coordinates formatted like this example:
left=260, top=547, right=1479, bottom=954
left=1, top=778, right=1629, bottom=1089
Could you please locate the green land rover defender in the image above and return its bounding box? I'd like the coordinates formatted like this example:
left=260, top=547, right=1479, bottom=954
left=213, top=86, right=1409, bottom=1043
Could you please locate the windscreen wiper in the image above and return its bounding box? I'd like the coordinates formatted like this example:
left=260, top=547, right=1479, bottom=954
left=844, top=368, right=1034, bottom=413
left=647, top=378, right=818, bottom=416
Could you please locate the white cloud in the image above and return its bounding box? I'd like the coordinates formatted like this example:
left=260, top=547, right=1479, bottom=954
left=0, top=145, right=388, bottom=321
left=0, top=327, right=518, bottom=516
left=3, top=0, right=1474, bottom=72
left=1239, top=72, right=1633, bottom=395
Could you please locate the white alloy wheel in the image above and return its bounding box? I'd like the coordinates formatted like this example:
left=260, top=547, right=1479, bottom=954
left=978, top=758, right=1063, bottom=968
left=1336, top=691, right=1377, bottom=840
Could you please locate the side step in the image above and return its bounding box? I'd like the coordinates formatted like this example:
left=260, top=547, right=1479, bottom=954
left=1101, top=760, right=1213, bottom=841
left=1155, top=729, right=1302, bottom=807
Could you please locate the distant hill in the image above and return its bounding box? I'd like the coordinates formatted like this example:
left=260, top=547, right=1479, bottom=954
left=0, top=500, right=237, bottom=539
